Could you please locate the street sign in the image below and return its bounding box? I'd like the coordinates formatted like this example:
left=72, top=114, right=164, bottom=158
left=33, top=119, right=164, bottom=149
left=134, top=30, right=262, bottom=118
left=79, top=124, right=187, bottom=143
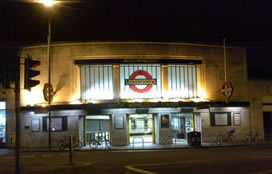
left=43, top=83, right=55, bottom=102
left=220, top=81, right=234, bottom=101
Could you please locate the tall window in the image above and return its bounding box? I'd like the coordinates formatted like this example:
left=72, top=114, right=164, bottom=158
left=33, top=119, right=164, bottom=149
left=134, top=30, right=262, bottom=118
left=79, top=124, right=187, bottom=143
left=81, top=65, right=113, bottom=100
left=168, top=64, right=198, bottom=98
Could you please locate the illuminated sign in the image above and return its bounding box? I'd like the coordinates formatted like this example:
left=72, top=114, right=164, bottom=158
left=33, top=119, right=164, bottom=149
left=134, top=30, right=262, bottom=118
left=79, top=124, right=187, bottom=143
left=125, top=70, right=157, bottom=93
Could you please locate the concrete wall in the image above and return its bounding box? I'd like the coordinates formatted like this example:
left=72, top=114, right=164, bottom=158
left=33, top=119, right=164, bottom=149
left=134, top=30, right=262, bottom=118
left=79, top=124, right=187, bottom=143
left=111, top=114, right=128, bottom=146
left=19, top=42, right=248, bottom=106
left=199, top=107, right=250, bottom=142
left=159, top=114, right=173, bottom=144
left=20, top=110, right=80, bottom=148
left=249, top=79, right=272, bottom=136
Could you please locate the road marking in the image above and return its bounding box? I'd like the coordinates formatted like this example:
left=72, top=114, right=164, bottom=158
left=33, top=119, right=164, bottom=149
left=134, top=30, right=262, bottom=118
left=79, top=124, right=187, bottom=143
left=125, top=165, right=158, bottom=174
left=125, top=160, right=211, bottom=174
left=250, top=170, right=272, bottom=174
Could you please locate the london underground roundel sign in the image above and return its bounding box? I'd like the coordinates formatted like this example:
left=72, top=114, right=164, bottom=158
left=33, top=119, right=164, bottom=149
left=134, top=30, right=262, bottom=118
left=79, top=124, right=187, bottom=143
left=220, top=81, right=234, bottom=100
left=125, top=70, right=157, bottom=93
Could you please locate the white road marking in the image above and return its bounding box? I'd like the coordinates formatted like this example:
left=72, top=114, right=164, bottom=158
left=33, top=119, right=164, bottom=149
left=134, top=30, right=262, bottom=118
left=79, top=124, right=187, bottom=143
left=125, top=165, right=158, bottom=174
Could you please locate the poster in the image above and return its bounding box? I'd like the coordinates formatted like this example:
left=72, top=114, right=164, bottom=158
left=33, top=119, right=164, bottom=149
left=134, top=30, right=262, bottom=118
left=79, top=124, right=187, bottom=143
left=31, top=119, right=40, bottom=132
left=234, top=113, right=241, bottom=126
left=214, top=113, right=228, bottom=126
left=115, top=116, right=124, bottom=129
left=161, top=114, right=170, bottom=128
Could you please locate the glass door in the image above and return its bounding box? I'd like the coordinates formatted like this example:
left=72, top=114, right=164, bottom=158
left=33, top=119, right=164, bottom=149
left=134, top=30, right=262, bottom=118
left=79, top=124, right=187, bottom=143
left=171, top=113, right=193, bottom=139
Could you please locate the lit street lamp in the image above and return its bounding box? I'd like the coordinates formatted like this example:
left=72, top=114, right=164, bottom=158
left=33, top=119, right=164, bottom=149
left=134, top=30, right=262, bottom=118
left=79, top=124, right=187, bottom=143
left=38, top=0, right=58, bottom=151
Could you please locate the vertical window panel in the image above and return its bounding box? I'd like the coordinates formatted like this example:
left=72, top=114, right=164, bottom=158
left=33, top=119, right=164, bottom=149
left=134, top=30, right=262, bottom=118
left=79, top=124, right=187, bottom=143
left=80, top=65, right=113, bottom=100
left=168, top=64, right=198, bottom=98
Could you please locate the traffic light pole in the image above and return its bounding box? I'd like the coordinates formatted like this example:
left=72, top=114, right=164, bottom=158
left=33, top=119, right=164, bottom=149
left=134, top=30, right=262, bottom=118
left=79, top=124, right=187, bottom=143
left=48, top=9, right=52, bottom=151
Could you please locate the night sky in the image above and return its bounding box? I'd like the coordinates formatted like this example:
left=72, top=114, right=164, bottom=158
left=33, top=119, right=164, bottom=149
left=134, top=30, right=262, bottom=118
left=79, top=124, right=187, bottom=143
left=1, top=0, right=272, bottom=78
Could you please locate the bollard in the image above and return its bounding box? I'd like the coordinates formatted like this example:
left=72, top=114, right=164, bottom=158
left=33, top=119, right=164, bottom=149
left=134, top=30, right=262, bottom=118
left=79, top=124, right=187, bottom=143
left=69, top=136, right=73, bottom=165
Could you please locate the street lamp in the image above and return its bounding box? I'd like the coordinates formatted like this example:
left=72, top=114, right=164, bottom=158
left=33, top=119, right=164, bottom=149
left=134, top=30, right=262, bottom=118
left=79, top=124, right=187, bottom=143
left=39, top=0, right=58, bottom=7
left=39, top=0, right=57, bottom=151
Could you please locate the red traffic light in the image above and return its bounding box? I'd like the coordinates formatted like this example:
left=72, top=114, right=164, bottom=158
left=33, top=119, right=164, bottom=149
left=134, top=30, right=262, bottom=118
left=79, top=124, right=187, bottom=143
left=24, top=56, right=40, bottom=91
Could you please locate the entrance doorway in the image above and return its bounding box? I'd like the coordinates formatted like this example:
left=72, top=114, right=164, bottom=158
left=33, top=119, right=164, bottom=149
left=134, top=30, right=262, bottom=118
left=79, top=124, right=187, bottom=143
left=85, top=115, right=110, bottom=145
left=0, top=102, right=6, bottom=148
left=129, top=114, right=153, bottom=144
left=263, top=112, right=272, bottom=140
left=171, top=113, right=194, bottom=140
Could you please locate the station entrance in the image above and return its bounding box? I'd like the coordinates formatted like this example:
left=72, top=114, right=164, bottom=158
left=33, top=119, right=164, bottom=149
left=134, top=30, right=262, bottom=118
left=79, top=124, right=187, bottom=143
left=0, top=102, right=6, bottom=148
left=128, top=114, right=154, bottom=145
left=85, top=115, right=110, bottom=145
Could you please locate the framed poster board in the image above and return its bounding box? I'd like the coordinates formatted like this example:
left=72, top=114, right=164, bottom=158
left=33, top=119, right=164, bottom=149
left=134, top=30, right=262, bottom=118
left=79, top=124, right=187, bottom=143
left=31, top=119, right=40, bottom=132
left=161, top=114, right=170, bottom=128
left=115, top=116, right=124, bottom=129
left=233, top=113, right=241, bottom=126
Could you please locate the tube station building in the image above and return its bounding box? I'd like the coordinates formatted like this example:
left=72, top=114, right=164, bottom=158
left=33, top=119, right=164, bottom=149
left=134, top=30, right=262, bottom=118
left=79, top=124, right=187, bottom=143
left=1, top=41, right=271, bottom=148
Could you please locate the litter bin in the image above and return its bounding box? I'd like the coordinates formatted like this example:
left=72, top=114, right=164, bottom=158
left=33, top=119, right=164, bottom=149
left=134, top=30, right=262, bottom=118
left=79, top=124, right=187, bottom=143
left=187, top=131, right=201, bottom=146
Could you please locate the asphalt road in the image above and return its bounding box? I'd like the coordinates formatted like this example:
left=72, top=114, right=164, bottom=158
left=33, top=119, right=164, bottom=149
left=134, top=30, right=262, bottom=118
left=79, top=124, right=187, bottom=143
left=1, top=146, right=272, bottom=174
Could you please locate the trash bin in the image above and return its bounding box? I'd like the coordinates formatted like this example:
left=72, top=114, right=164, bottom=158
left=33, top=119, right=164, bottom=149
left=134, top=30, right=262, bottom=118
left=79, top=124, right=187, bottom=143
left=187, top=131, right=201, bottom=146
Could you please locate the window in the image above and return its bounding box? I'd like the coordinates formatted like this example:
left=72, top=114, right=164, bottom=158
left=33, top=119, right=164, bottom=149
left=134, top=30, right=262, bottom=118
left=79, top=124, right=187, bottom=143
left=168, top=64, right=198, bottom=98
left=80, top=64, right=113, bottom=100
left=210, top=112, right=231, bottom=126
left=42, top=117, right=67, bottom=131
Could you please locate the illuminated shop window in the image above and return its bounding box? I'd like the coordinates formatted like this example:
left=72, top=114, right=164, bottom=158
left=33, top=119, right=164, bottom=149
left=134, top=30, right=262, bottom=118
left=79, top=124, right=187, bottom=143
left=0, top=102, right=6, bottom=143
left=81, top=65, right=113, bottom=100
left=168, top=64, right=198, bottom=98
left=120, top=64, right=161, bottom=99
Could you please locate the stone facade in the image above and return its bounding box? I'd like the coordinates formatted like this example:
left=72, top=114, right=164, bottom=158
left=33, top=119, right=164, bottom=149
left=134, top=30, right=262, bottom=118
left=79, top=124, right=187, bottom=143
left=1, top=42, right=256, bottom=148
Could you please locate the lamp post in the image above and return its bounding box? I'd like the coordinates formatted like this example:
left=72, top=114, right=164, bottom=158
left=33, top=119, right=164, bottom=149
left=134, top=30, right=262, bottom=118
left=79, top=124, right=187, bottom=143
left=39, top=0, right=57, bottom=150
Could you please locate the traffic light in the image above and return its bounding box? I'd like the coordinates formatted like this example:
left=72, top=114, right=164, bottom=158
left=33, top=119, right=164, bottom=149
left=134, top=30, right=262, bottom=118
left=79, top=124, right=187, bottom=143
left=24, top=56, right=40, bottom=91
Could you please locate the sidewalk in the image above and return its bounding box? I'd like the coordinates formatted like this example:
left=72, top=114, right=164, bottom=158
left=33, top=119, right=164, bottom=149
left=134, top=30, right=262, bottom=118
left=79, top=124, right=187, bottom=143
left=4, top=140, right=272, bottom=153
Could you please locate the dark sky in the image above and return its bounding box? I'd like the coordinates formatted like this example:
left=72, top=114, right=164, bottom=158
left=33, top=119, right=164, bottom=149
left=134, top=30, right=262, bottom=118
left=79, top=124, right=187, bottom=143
left=1, top=0, right=272, bottom=78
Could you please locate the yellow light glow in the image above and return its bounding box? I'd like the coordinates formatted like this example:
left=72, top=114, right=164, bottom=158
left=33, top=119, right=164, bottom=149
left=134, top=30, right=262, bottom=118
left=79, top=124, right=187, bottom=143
left=41, top=103, right=47, bottom=107
left=197, top=88, right=207, bottom=99
left=150, top=99, right=162, bottom=103
left=70, top=100, right=81, bottom=105
left=131, top=99, right=144, bottom=103
left=23, top=88, right=44, bottom=106
left=191, top=98, right=206, bottom=102
left=170, top=98, right=181, bottom=102
left=39, top=0, right=58, bottom=7
left=69, top=94, right=81, bottom=104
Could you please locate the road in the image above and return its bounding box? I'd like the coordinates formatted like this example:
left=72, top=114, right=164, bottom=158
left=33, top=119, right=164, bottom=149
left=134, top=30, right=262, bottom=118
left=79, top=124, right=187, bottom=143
left=1, top=145, right=272, bottom=174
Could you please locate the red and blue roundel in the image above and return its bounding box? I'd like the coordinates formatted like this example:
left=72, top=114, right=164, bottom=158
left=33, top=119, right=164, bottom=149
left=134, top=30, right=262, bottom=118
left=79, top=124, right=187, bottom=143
left=126, top=70, right=156, bottom=93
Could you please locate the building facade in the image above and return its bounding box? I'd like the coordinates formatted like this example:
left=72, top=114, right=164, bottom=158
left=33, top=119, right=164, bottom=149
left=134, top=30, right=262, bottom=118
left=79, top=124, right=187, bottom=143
left=249, top=79, right=272, bottom=140
left=3, top=42, right=253, bottom=148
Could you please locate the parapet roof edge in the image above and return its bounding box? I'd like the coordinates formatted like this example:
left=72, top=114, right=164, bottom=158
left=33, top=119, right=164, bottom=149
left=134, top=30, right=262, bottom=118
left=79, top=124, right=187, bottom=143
left=20, top=41, right=244, bottom=50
